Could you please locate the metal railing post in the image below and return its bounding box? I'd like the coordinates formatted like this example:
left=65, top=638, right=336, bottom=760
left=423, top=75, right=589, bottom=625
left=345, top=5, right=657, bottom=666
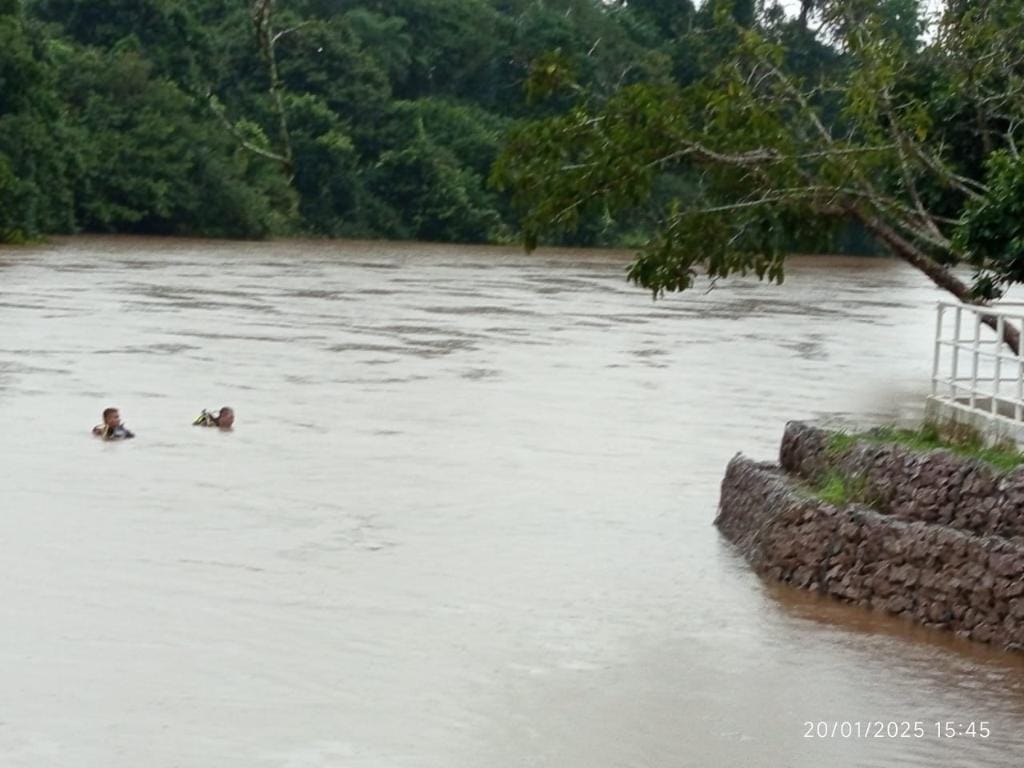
left=1018, top=313, right=1024, bottom=423
left=951, top=305, right=961, bottom=401
left=994, top=314, right=1003, bottom=417
left=971, top=311, right=981, bottom=411
left=934, top=302, right=1024, bottom=424
left=933, top=303, right=944, bottom=397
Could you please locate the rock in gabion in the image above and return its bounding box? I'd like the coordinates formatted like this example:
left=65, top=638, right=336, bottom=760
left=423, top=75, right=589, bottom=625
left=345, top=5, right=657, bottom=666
left=719, top=436, right=1024, bottom=651
left=780, top=422, right=1024, bottom=541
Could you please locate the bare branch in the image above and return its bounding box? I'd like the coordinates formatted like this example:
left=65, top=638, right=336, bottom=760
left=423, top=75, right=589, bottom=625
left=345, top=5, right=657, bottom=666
left=905, top=141, right=988, bottom=199
left=879, top=87, right=947, bottom=243
left=249, top=0, right=295, bottom=181
left=206, top=92, right=290, bottom=165
left=271, top=20, right=314, bottom=46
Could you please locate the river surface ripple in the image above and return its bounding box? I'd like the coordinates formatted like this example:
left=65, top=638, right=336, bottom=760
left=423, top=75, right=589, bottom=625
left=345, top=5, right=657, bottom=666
left=1, top=236, right=1023, bottom=768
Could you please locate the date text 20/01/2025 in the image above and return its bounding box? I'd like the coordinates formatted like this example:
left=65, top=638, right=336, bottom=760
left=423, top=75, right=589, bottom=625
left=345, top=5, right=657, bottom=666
left=803, top=721, right=991, bottom=739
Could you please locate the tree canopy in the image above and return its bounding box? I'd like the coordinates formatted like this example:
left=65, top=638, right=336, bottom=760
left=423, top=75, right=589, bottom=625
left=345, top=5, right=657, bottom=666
left=1, top=0, right=682, bottom=244
left=6, top=0, right=1024, bottom=327
left=494, top=0, right=1024, bottom=345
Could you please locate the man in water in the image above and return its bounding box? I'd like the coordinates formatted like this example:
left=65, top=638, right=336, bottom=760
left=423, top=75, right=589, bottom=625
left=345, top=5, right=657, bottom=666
left=193, top=406, right=235, bottom=429
left=92, top=407, right=135, bottom=440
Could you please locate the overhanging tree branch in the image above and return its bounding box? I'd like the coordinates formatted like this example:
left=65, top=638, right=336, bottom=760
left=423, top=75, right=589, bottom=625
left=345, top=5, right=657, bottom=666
left=495, top=0, right=1024, bottom=353
left=206, top=91, right=291, bottom=165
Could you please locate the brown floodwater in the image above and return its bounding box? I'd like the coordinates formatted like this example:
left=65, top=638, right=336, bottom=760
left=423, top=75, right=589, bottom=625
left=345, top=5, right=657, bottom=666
left=1, top=236, right=1023, bottom=768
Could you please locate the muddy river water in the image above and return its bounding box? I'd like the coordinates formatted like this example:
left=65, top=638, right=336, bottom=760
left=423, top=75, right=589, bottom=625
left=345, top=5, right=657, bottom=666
left=1, top=237, right=1023, bottom=767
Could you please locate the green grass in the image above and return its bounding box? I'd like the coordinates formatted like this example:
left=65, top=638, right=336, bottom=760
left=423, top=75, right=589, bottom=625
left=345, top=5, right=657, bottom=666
left=828, top=422, right=1024, bottom=473
left=826, top=431, right=859, bottom=456
left=810, top=469, right=872, bottom=506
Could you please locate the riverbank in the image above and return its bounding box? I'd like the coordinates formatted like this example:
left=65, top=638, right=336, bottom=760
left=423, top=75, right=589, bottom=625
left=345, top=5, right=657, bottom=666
left=717, top=422, right=1024, bottom=651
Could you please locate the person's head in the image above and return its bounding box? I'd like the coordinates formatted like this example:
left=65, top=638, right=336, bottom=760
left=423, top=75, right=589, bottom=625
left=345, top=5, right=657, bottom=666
left=216, top=407, right=234, bottom=429
left=102, top=407, right=121, bottom=428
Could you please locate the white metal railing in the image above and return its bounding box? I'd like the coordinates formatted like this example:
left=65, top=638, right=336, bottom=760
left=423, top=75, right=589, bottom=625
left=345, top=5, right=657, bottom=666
left=932, top=301, right=1024, bottom=424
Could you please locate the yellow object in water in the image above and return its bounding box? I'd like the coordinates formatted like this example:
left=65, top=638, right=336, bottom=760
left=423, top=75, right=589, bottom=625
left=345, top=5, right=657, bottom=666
left=192, top=410, right=218, bottom=427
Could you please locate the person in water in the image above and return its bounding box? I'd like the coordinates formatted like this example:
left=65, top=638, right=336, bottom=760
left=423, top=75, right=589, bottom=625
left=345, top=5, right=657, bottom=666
left=193, top=406, right=235, bottom=429
left=92, top=407, right=135, bottom=440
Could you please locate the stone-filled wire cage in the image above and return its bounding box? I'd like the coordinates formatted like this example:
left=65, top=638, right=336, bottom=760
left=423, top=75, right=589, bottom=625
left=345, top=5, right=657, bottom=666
left=931, top=302, right=1024, bottom=439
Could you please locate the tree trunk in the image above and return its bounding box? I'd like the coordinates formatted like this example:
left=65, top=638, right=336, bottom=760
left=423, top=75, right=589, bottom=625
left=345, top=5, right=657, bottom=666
left=798, top=0, right=812, bottom=28
left=853, top=208, right=1021, bottom=355
left=251, top=0, right=295, bottom=182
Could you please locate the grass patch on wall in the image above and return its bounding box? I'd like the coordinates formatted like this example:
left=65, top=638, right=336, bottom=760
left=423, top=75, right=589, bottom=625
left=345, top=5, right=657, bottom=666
left=810, top=469, right=873, bottom=507
left=827, top=422, right=1024, bottom=473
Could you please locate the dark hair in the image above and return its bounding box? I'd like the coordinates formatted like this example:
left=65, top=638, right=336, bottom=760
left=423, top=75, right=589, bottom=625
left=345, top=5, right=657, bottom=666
left=102, top=407, right=118, bottom=420
left=219, top=406, right=233, bottom=414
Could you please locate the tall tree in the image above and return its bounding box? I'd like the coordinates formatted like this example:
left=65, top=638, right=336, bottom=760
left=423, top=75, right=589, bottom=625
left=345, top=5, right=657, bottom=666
left=494, top=0, right=1024, bottom=350
left=0, top=0, right=73, bottom=241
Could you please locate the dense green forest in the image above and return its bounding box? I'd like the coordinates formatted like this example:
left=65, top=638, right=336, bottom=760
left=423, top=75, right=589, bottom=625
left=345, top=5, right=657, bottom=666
left=1, top=0, right=865, bottom=247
